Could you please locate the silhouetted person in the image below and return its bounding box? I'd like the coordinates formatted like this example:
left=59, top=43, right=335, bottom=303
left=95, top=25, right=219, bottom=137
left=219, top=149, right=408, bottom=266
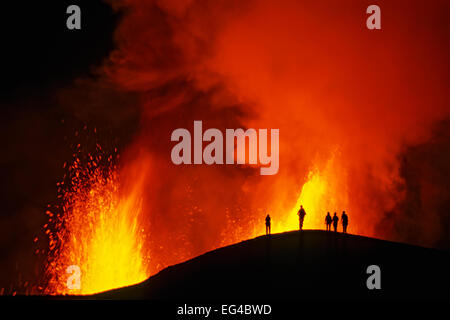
left=325, top=212, right=332, bottom=231
left=332, top=212, right=339, bottom=232
left=342, top=211, right=348, bottom=233
left=265, top=214, right=271, bottom=235
left=298, top=205, right=306, bottom=230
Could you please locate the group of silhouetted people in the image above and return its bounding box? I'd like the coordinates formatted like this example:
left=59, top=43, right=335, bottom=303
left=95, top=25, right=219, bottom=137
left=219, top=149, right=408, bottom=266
left=265, top=206, right=349, bottom=235
left=325, top=211, right=348, bottom=233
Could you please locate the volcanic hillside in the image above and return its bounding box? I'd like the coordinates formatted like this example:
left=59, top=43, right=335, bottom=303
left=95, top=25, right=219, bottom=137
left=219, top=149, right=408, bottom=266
left=94, top=230, right=450, bottom=300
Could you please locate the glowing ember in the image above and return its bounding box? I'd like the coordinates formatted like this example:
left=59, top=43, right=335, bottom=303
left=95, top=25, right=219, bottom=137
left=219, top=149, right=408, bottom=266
left=44, top=146, right=150, bottom=295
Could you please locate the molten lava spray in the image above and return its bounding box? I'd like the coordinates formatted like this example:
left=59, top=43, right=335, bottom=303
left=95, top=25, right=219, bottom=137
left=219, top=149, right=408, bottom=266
left=272, top=151, right=351, bottom=234
left=44, top=145, right=150, bottom=295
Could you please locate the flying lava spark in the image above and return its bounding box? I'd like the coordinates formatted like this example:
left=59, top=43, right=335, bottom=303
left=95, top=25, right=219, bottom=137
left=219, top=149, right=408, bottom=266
left=43, top=144, right=150, bottom=295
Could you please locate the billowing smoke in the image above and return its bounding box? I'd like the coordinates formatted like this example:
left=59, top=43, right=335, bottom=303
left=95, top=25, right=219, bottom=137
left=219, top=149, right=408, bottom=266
left=93, top=0, right=449, bottom=273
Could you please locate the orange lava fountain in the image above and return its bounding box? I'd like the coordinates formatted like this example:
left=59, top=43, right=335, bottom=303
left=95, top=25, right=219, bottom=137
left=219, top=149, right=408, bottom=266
left=249, top=151, right=355, bottom=238
left=278, top=154, right=350, bottom=233
left=44, top=146, right=150, bottom=295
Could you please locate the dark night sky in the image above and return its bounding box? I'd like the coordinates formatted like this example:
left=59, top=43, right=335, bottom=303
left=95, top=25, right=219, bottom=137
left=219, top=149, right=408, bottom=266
left=0, top=1, right=116, bottom=99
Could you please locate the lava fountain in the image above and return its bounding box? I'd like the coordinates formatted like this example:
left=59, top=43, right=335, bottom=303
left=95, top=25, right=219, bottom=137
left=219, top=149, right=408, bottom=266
left=267, top=151, right=355, bottom=236
left=44, top=145, right=150, bottom=295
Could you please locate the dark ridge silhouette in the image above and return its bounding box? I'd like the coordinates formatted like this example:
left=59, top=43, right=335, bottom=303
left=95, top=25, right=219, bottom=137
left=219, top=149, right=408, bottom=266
left=92, top=230, right=450, bottom=300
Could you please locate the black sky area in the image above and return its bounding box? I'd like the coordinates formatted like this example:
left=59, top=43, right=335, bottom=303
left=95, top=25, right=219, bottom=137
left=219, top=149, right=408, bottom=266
left=0, top=1, right=117, bottom=102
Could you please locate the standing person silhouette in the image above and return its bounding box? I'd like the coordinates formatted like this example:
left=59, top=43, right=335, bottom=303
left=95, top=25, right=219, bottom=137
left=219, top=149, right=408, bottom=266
left=265, top=214, right=271, bottom=235
left=298, top=205, right=306, bottom=230
left=332, top=212, right=339, bottom=232
left=325, top=212, right=332, bottom=231
left=341, top=211, right=348, bottom=233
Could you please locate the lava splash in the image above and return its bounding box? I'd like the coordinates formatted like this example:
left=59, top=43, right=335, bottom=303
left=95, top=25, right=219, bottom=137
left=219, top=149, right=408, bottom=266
left=44, top=145, right=150, bottom=295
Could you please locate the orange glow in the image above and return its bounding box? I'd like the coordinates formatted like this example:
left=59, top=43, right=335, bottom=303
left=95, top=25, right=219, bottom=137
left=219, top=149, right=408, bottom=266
left=252, top=152, right=353, bottom=236
left=275, top=170, right=331, bottom=233
left=44, top=150, right=150, bottom=295
left=283, top=154, right=350, bottom=232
